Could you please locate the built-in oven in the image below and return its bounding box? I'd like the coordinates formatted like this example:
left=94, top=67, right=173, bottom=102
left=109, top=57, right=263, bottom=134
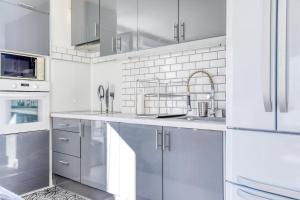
left=0, top=91, right=49, bottom=134
left=0, top=51, right=45, bottom=81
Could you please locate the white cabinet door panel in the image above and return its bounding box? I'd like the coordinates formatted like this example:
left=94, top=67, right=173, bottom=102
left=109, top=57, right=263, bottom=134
left=226, top=129, right=300, bottom=198
left=226, top=0, right=276, bottom=130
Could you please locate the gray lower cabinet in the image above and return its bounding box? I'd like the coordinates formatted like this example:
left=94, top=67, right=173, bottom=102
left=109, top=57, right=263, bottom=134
left=118, top=123, right=163, bottom=200
left=53, top=152, right=80, bottom=182
left=81, top=120, right=107, bottom=190
left=0, top=131, right=49, bottom=195
left=117, top=123, right=224, bottom=200
left=163, top=127, right=224, bottom=200
left=52, top=118, right=107, bottom=191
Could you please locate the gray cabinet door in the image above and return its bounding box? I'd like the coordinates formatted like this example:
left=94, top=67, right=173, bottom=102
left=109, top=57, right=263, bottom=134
left=138, top=0, right=178, bottom=50
left=163, top=127, right=223, bottom=200
left=99, top=0, right=117, bottom=56
left=119, top=123, right=162, bottom=200
left=0, top=0, right=49, bottom=55
left=0, top=130, right=49, bottom=195
left=71, top=0, right=100, bottom=46
left=116, top=0, right=137, bottom=53
left=179, top=0, right=226, bottom=42
left=81, top=120, right=107, bottom=190
left=7, top=0, right=50, bottom=13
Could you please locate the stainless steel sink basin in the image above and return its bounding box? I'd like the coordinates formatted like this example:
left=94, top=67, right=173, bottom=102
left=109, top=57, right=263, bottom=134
left=178, top=116, right=225, bottom=122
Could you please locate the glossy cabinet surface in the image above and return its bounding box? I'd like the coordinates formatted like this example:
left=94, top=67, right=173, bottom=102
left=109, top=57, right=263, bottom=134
left=138, top=0, right=178, bottom=50
left=0, top=0, right=49, bottom=55
left=53, top=152, right=80, bottom=182
left=53, top=130, right=81, bottom=157
left=163, top=127, right=223, bottom=200
left=179, top=0, right=226, bottom=42
left=81, top=120, right=107, bottom=190
left=71, top=0, right=100, bottom=46
left=99, top=0, right=117, bottom=56
left=0, top=131, right=49, bottom=195
left=119, top=123, right=163, bottom=200
left=116, top=0, right=137, bottom=53
left=52, top=118, right=81, bottom=133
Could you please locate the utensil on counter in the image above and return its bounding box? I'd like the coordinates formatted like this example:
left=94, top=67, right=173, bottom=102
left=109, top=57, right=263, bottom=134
left=97, top=85, right=105, bottom=113
left=110, top=85, right=115, bottom=113
left=198, top=101, right=208, bottom=117
left=105, top=84, right=109, bottom=113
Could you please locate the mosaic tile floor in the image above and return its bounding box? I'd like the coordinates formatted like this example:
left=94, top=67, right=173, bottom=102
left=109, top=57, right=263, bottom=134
left=22, top=186, right=90, bottom=200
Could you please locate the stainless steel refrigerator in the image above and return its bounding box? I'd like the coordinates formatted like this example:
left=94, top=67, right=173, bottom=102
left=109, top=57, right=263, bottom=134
left=226, top=0, right=300, bottom=199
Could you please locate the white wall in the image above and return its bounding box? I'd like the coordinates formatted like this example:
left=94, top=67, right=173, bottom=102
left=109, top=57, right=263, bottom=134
left=91, top=60, right=123, bottom=112
left=50, top=0, right=91, bottom=112
left=50, top=59, right=91, bottom=112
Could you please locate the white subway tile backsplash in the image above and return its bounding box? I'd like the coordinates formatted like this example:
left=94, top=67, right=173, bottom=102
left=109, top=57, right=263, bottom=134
left=176, top=55, right=189, bottom=63
left=203, top=52, right=218, bottom=60
left=190, top=54, right=203, bottom=62
left=62, top=54, right=72, bottom=61
left=165, top=57, right=177, bottom=65
left=123, top=45, right=226, bottom=115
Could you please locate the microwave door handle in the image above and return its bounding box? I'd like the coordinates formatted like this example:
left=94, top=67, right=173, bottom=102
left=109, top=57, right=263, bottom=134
left=278, top=0, right=288, bottom=113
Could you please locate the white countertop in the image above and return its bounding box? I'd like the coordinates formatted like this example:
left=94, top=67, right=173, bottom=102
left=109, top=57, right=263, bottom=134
left=51, top=111, right=226, bottom=132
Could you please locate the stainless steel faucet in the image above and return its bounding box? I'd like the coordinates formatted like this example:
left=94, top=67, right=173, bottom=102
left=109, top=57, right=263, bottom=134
left=186, top=70, right=216, bottom=117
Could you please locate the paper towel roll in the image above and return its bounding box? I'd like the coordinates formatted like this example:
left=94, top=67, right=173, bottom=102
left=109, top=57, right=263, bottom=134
left=137, top=94, right=145, bottom=114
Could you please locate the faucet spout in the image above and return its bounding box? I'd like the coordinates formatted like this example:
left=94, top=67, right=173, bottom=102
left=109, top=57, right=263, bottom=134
left=186, top=70, right=216, bottom=117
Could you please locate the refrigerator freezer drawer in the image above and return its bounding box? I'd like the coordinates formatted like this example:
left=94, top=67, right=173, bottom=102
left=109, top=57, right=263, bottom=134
left=226, top=129, right=300, bottom=199
left=226, top=182, right=294, bottom=200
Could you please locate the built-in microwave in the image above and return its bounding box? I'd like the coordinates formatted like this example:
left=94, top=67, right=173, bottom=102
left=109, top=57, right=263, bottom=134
left=0, top=52, right=45, bottom=81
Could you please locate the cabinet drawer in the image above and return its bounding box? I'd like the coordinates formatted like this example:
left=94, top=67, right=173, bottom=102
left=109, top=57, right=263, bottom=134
left=53, top=130, right=80, bottom=157
left=53, top=118, right=81, bottom=133
left=53, top=152, right=80, bottom=182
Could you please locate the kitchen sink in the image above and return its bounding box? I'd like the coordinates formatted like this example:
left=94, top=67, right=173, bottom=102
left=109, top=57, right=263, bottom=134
left=178, top=116, right=226, bottom=122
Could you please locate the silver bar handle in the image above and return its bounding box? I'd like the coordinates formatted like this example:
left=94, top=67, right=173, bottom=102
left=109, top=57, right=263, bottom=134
left=237, top=189, right=270, bottom=200
left=79, top=122, right=84, bottom=137
left=261, top=0, right=273, bottom=112
left=58, top=123, right=70, bottom=127
left=155, top=130, right=162, bottom=150
left=59, top=161, right=69, bottom=166
left=58, top=137, right=69, bottom=142
left=238, top=176, right=300, bottom=199
left=117, top=37, right=122, bottom=52
left=174, top=23, right=179, bottom=41
left=278, top=0, right=288, bottom=113
left=111, top=37, right=116, bottom=53
left=18, top=2, right=34, bottom=9
left=180, top=22, right=185, bottom=41
left=94, top=23, right=99, bottom=38
left=162, top=131, right=170, bottom=151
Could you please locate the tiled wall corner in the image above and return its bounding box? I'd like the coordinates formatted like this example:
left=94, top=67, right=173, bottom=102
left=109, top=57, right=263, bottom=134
left=51, top=46, right=92, bottom=64
left=121, top=45, right=226, bottom=115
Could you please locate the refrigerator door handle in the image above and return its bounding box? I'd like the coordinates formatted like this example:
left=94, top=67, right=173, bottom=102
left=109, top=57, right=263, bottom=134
left=278, top=0, right=288, bottom=113
left=262, top=0, right=273, bottom=112
left=238, top=176, right=300, bottom=199
left=237, top=189, right=269, bottom=200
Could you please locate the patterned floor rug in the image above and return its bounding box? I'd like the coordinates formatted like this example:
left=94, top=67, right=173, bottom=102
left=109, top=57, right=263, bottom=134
left=22, top=186, right=90, bottom=200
